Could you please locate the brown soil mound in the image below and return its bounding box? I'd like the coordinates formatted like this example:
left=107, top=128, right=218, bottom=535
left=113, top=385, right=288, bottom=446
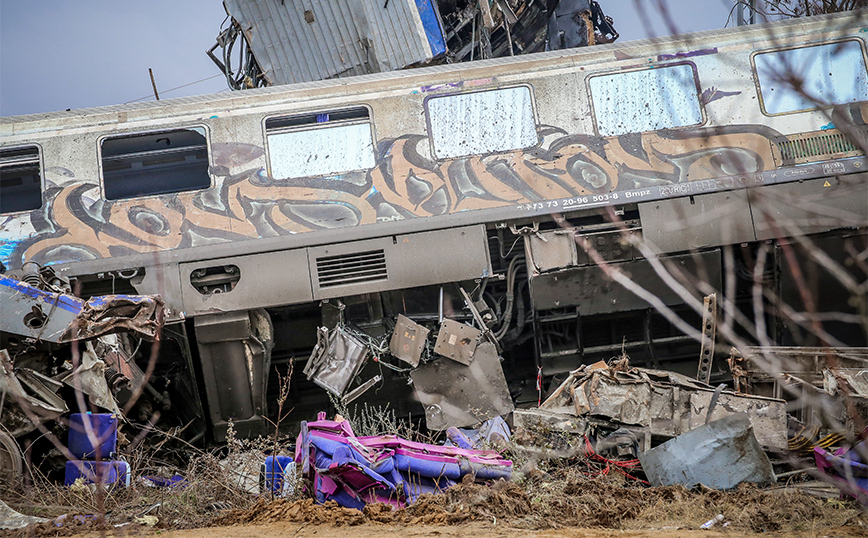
left=213, top=476, right=865, bottom=533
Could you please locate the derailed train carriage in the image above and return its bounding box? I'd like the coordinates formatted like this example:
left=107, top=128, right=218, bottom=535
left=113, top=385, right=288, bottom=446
left=1, top=11, right=866, bottom=447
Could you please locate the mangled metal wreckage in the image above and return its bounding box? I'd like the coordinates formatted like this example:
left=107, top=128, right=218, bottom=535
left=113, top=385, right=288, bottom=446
left=0, top=8, right=867, bottom=494
left=0, top=265, right=163, bottom=476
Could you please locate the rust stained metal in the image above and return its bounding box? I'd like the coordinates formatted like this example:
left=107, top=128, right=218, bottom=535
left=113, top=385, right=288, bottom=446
left=60, top=295, right=165, bottom=343
left=389, top=314, right=429, bottom=367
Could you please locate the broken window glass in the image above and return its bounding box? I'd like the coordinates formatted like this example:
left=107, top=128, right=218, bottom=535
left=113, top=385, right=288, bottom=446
left=590, top=63, right=702, bottom=136
left=101, top=127, right=211, bottom=201
left=426, top=86, right=538, bottom=159
left=265, top=107, right=376, bottom=180
left=0, top=146, right=42, bottom=214
left=754, top=40, right=868, bottom=115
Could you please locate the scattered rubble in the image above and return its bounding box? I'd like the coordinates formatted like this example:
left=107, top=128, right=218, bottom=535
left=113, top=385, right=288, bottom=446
left=519, top=359, right=788, bottom=451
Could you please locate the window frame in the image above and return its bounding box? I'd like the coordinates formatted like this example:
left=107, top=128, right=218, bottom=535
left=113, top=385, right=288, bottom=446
left=586, top=61, right=706, bottom=137
left=750, top=38, right=868, bottom=117
left=263, top=105, right=377, bottom=180
left=423, top=84, right=540, bottom=161
left=98, top=125, right=213, bottom=202
left=0, top=143, right=44, bottom=215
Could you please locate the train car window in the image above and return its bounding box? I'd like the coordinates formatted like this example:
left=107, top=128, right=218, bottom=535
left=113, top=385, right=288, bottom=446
left=265, top=107, right=375, bottom=179
left=0, top=146, right=42, bottom=214
left=754, top=40, right=868, bottom=115
left=589, top=64, right=702, bottom=136
left=101, top=127, right=210, bottom=201
left=425, top=86, right=538, bottom=159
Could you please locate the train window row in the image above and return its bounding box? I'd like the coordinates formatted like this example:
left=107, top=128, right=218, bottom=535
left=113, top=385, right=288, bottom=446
left=1, top=39, right=866, bottom=214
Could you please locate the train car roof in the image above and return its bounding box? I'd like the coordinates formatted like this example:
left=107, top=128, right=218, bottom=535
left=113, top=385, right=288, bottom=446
left=0, top=9, right=864, bottom=133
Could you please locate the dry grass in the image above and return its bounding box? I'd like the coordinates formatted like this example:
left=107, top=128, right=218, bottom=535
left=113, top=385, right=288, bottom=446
left=1, top=422, right=297, bottom=535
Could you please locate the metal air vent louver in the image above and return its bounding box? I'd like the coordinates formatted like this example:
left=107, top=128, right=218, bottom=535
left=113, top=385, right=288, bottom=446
left=316, top=249, right=387, bottom=288
left=776, top=127, right=867, bottom=165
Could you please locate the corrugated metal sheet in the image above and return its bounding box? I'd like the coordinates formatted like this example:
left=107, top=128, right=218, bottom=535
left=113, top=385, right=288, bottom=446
left=225, top=0, right=443, bottom=85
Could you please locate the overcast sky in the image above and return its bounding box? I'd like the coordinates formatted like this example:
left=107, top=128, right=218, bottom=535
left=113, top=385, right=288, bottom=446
left=0, top=0, right=738, bottom=117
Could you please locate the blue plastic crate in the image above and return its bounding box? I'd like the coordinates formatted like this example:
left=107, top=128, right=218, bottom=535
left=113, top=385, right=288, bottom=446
left=64, top=460, right=129, bottom=487
left=68, top=413, right=117, bottom=460
left=261, top=455, right=294, bottom=496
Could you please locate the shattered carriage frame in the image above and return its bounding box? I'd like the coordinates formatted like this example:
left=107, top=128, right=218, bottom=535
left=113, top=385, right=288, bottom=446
left=1, top=11, right=866, bottom=454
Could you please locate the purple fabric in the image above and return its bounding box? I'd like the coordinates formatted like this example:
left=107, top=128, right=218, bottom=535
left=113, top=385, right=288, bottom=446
left=815, top=441, right=868, bottom=505
left=296, top=417, right=512, bottom=509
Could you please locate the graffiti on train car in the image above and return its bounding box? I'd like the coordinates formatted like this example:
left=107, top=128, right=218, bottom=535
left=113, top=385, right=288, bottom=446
left=3, top=124, right=785, bottom=267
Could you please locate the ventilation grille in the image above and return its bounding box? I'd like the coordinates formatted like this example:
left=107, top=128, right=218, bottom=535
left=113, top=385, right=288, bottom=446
left=776, top=127, right=867, bottom=164
left=316, top=250, right=387, bottom=288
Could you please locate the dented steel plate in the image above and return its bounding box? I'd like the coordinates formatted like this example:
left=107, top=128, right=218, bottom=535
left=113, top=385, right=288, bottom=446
left=389, top=314, right=430, bottom=368
left=640, top=413, right=775, bottom=490
left=305, top=327, right=369, bottom=396
left=410, top=341, right=514, bottom=430
left=433, top=319, right=481, bottom=365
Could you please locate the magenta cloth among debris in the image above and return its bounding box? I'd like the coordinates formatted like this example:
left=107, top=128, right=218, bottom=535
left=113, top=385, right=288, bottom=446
left=295, top=412, right=512, bottom=509
left=814, top=429, right=868, bottom=505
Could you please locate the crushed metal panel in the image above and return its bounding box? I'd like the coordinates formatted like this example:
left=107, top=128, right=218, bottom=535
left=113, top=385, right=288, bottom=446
left=0, top=275, right=163, bottom=343
left=224, top=0, right=442, bottom=86
left=61, top=294, right=164, bottom=342
left=513, top=408, right=586, bottom=434
left=582, top=377, right=652, bottom=427
left=58, top=342, right=122, bottom=416
left=0, top=350, right=67, bottom=437
left=638, top=190, right=756, bottom=254
left=539, top=362, right=788, bottom=450
left=433, top=319, right=481, bottom=365
left=0, top=275, right=81, bottom=343
left=410, top=341, right=514, bottom=430
left=389, top=314, right=429, bottom=367
left=640, top=413, right=775, bottom=490
left=304, top=326, right=369, bottom=396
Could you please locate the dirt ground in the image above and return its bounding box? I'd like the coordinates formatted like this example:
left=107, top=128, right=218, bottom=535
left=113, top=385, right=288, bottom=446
left=42, top=520, right=861, bottom=538
left=128, top=521, right=864, bottom=538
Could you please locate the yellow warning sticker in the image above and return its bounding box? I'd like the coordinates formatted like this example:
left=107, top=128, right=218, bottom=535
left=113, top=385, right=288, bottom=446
left=823, top=180, right=832, bottom=187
